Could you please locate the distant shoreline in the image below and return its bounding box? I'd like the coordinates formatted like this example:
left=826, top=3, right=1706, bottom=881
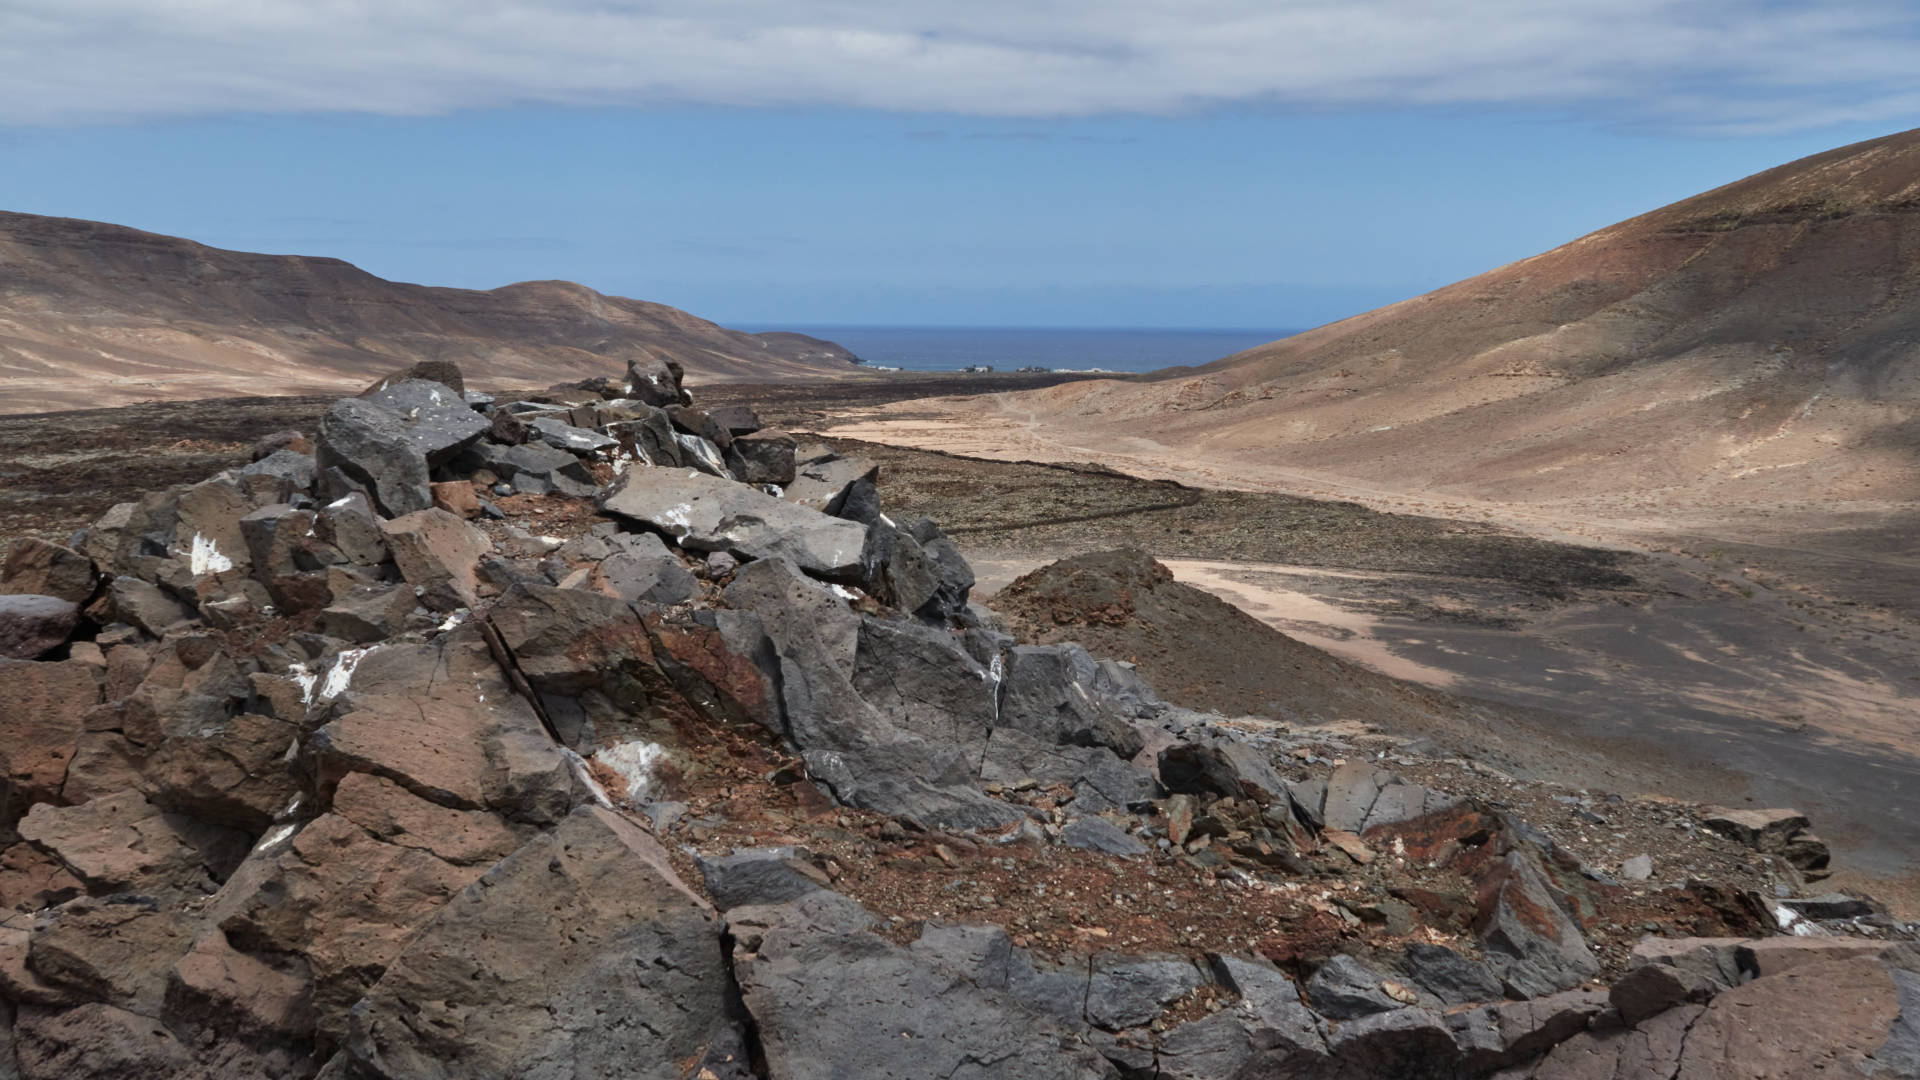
left=735, top=324, right=1301, bottom=375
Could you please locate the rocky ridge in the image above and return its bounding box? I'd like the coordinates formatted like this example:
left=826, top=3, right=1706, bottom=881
left=0, top=358, right=1915, bottom=1078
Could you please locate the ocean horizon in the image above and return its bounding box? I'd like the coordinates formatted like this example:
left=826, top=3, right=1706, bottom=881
left=743, top=325, right=1301, bottom=374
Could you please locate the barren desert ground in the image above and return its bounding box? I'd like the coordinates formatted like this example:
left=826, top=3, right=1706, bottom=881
left=6, top=375, right=1915, bottom=908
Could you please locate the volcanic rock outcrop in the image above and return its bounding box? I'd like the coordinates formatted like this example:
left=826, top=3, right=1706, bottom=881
left=0, top=209, right=862, bottom=414
left=0, top=358, right=1913, bottom=1078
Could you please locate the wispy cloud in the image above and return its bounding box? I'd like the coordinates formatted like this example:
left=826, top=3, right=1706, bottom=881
left=3, top=1, right=1916, bottom=132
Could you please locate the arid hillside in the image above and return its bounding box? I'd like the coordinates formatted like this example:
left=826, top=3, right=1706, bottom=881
left=965, top=127, right=1920, bottom=521
left=0, top=210, right=860, bottom=413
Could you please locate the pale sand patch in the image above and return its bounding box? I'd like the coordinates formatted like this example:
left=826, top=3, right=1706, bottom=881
left=1159, top=559, right=1462, bottom=688
left=971, top=554, right=1459, bottom=688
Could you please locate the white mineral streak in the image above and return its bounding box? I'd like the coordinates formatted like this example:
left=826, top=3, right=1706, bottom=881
left=289, top=662, right=320, bottom=706
left=255, top=823, right=299, bottom=854
left=985, top=652, right=1006, bottom=725
left=675, top=432, right=729, bottom=475
left=593, top=740, right=667, bottom=806
left=319, top=647, right=375, bottom=702
left=188, top=533, right=233, bottom=575
left=657, top=504, right=694, bottom=537
left=561, top=748, right=615, bottom=809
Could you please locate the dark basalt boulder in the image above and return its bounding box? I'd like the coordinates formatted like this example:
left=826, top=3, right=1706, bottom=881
left=624, top=352, right=686, bottom=408
left=342, top=807, right=744, bottom=1080
left=0, top=595, right=79, bottom=660
left=784, top=454, right=879, bottom=518
left=998, top=643, right=1147, bottom=759
left=316, top=398, right=434, bottom=517
left=599, top=469, right=868, bottom=581
left=731, top=897, right=1116, bottom=1080
left=358, top=380, right=490, bottom=466
left=361, top=360, right=467, bottom=396
left=726, top=428, right=798, bottom=485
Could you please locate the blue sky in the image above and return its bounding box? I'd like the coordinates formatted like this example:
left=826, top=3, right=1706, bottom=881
left=2, top=2, right=1916, bottom=329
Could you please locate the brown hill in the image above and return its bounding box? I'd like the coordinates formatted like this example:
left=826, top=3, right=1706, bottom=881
left=989, top=128, right=1920, bottom=523
left=0, top=210, right=861, bottom=413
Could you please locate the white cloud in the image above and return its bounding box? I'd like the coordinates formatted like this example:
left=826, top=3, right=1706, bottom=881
left=2, top=1, right=1916, bottom=131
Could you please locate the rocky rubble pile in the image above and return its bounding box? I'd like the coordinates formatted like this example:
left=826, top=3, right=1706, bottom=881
left=1, top=358, right=1915, bottom=1079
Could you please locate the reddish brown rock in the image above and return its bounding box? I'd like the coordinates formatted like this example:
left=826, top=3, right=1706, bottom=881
left=488, top=408, right=528, bottom=445
left=0, top=539, right=96, bottom=605
left=11, top=1001, right=195, bottom=1078
left=646, top=612, right=784, bottom=730
left=164, top=929, right=314, bottom=1042
left=1675, top=958, right=1899, bottom=1078
left=0, top=843, right=82, bottom=913
left=0, top=659, right=100, bottom=820
left=380, top=507, right=490, bottom=611
left=1739, top=936, right=1897, bottom=977
left=1363, top=800, right=1505, bottom=862
left=49, top=732, right=144, bottom=809
left=430, top=480, right=481, bottom=519
left=142, top=711, right=301, bottom=831
left=214, top=811, right=493, bottom=1043
left=330, top=772, right=523, bottom=867
left=314, top=694, right=495, bottom=810
left=26, top=900, right=196, bottom=1017
left=1476, top=850, right=1600, bottom=998
left=15, top=791, right=248, bottom=896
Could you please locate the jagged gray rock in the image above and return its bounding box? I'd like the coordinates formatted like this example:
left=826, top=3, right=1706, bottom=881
left=697, top=847, right=826, bottom=910
left=1059, top=817, right=1147, bottom=857
left=998, top=644, right=1147, bottom=759
left=1401, top=943, right=1506, bottom=1006
left=527, top=416, right=617, bottom=455
left=316, top=397, right=435, bottom=517
left=592, top=532, right=698, bottom=606
left=725, top=428, right=797, bottom=485
left=784, top=455, right=879, bottom=516
left=723, top=558, right=1020, bottom=830
left=599, top=468, right=867, bottom=580
left=238, top=449, right=317, bottom=491
left=1478, top=850, right=1601, bottom=999
left=734, top=900, right=1117, bottom=1080
left=1145, top=954, right=1328, bottom=1079
left=344, top=807, right=745, bottom=1080
left=1305, top=953, right=1403, bottom=1020
left=359, top=379, right=490, bottom=465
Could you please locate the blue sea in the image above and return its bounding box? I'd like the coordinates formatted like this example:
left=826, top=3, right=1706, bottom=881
left=754, top=326, right=1299, bottom=374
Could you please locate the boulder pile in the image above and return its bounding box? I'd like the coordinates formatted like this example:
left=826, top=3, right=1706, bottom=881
left=0, top=358, right=1914, bottom=1078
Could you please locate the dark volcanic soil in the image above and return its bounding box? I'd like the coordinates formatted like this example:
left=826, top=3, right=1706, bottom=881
left=0, top=374, right=1100, bottom=546
left=820, top=439, right=1637, bottom=600
left=0, top=395, right=334, bottom=543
